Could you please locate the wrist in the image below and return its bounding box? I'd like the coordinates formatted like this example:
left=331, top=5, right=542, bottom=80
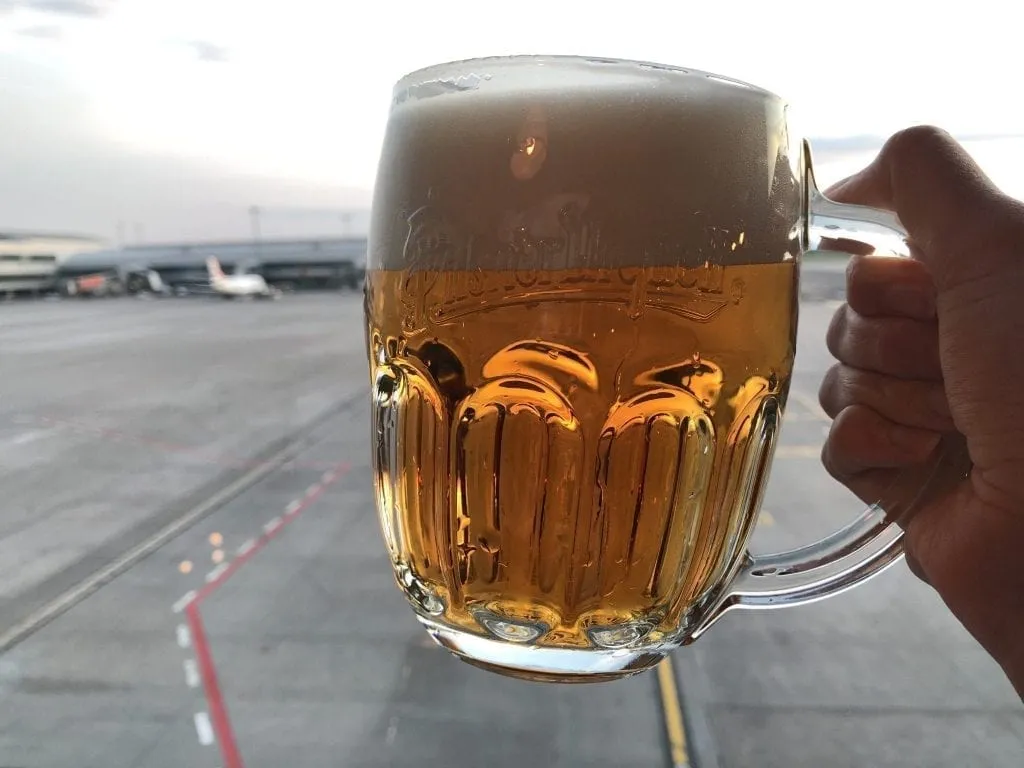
left=907, top=492, right=1024, bottom=697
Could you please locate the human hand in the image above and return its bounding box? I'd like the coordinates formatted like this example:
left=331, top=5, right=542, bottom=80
left=818, top=126, right=1024, bottom=695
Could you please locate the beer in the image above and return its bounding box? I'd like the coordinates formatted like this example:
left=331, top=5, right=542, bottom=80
left=366, top=56, right=801, bottom=674
left=367, top=262, right=796, bottom=650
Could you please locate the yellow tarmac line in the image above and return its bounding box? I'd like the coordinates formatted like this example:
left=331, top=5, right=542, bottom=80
left=656, top=656, right=690, bottom=768
left=650, top=390, right=828, bottom=765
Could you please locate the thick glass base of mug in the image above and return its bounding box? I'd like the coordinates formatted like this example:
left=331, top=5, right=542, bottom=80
left=418, top=616, right=668, bottom=683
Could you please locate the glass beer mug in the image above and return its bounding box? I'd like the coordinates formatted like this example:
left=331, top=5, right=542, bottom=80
left=364, top=55, right=965, bottom=682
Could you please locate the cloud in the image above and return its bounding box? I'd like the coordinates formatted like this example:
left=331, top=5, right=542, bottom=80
left=0, top=54, right=371, bottom=242
left=15, top=0, right=111, bottom=17
left=17, top=23, right=61, bottom=38
left=189, top=40, right=228, bottom=63
left=809, top=132, right=1024, bottom=160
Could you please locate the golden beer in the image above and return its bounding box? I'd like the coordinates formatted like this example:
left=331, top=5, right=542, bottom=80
left=362, top=55, right=897, bottom=681
left=367, top=262, right=796, bottom=653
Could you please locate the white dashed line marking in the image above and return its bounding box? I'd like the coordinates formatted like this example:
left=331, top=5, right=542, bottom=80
left=305, top=483, right=321, bottom=497
left=183, top=659, right=200, bottom=688
left=236, top=538, right=256, bottom=557
left=263, top=516, right=283, bottom=535
left=385, top=716, right=399, bottom=745
left=206, top=563, right=230, bottom=583
left=172, top=591, right=197, bottom=613
left=194, top=711, right=215, bottom=745
left=321, top=470, right=336, bottom=483
left=1, top=437, right=312, bottom=655
left=176, top=624, right=191, bottom=649
left=284, top=499, right=302, bottom=516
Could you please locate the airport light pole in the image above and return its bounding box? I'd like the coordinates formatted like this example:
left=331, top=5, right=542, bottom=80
left=249, top=206, right=262, bottom=243
left=249, top=206, right=263, bottom=273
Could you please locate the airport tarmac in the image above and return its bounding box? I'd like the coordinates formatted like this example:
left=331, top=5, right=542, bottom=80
left=0, top=281, right=1021, bottom=767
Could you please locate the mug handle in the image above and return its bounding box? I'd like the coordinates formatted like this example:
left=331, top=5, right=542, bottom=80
left=689, top=140, right=972, bottom=640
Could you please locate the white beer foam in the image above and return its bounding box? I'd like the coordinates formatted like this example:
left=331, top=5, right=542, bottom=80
left=373, top=56, right=800, bottom=271
left=393, top=56, right=775, bottom=108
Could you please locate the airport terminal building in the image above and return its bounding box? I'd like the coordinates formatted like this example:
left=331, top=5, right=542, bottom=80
left=0, top=232, right=107, bottom=295
left=39, top=237, right=367, bottom=296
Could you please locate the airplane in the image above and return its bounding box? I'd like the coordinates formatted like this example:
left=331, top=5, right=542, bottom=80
left=205, top=256, right=279, bottom=299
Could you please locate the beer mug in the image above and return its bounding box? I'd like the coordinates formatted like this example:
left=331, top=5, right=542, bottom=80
left=364, top=55, right=966, bottom=682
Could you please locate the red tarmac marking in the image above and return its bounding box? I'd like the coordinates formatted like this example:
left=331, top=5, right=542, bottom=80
left=177, top=460, right=351, bottom=768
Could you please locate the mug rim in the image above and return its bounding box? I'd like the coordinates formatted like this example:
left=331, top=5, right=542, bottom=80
left=392, top=54, right=783, bottom=104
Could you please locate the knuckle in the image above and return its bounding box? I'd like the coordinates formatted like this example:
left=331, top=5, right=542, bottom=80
left=844, top=259, right=877, bottom=311
left=818, top=364, right=840, bottom=411
left=834, top=403, right=884, bottom=451
left=845, top=253, right=864, bottom=288
left=820, top=441, right=836, bottom=478
left=826, top=304, right=852, bottom=359
left=823, top=407, right=864, bottom=475
left=825, top=306, right=841, bottom=355
left=885, top=125, right=955, bottom=161
left=822, top=407, right=875, bottom=480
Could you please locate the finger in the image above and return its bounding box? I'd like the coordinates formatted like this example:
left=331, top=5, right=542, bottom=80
left=821, top=404, right=940, bottom=504
left=846, top=254, right=937, bottom=321
left=819, top=364, right=953, bottom=432
left=824, top=125, right=1024, bottom=289
left=823, top=404, right=941, bottom=478
left=827, top=305, right=942, bottom=380
left=823, top=463, right=901, bottom=509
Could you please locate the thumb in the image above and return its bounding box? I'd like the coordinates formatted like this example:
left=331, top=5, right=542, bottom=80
left=824, top=126, right=1024, bottom=289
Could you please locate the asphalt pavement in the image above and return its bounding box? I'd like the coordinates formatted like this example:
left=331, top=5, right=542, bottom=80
left=0, top=272, right=1020, bottom=767
left=0, top=293, right=362, bottom=629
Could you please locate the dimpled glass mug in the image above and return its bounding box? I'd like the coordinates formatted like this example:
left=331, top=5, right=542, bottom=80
left=363, top=56, right=967, bottom=682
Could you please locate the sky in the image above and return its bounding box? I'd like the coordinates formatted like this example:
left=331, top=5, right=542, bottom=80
left=1, top=0, right=1022, bottom=242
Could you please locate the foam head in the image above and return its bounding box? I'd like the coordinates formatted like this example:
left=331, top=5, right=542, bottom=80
left=370, top=56, right=802, bottom=272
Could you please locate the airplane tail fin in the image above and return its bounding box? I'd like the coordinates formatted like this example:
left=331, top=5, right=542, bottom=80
left=206, top=256, right=224, bottom=280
